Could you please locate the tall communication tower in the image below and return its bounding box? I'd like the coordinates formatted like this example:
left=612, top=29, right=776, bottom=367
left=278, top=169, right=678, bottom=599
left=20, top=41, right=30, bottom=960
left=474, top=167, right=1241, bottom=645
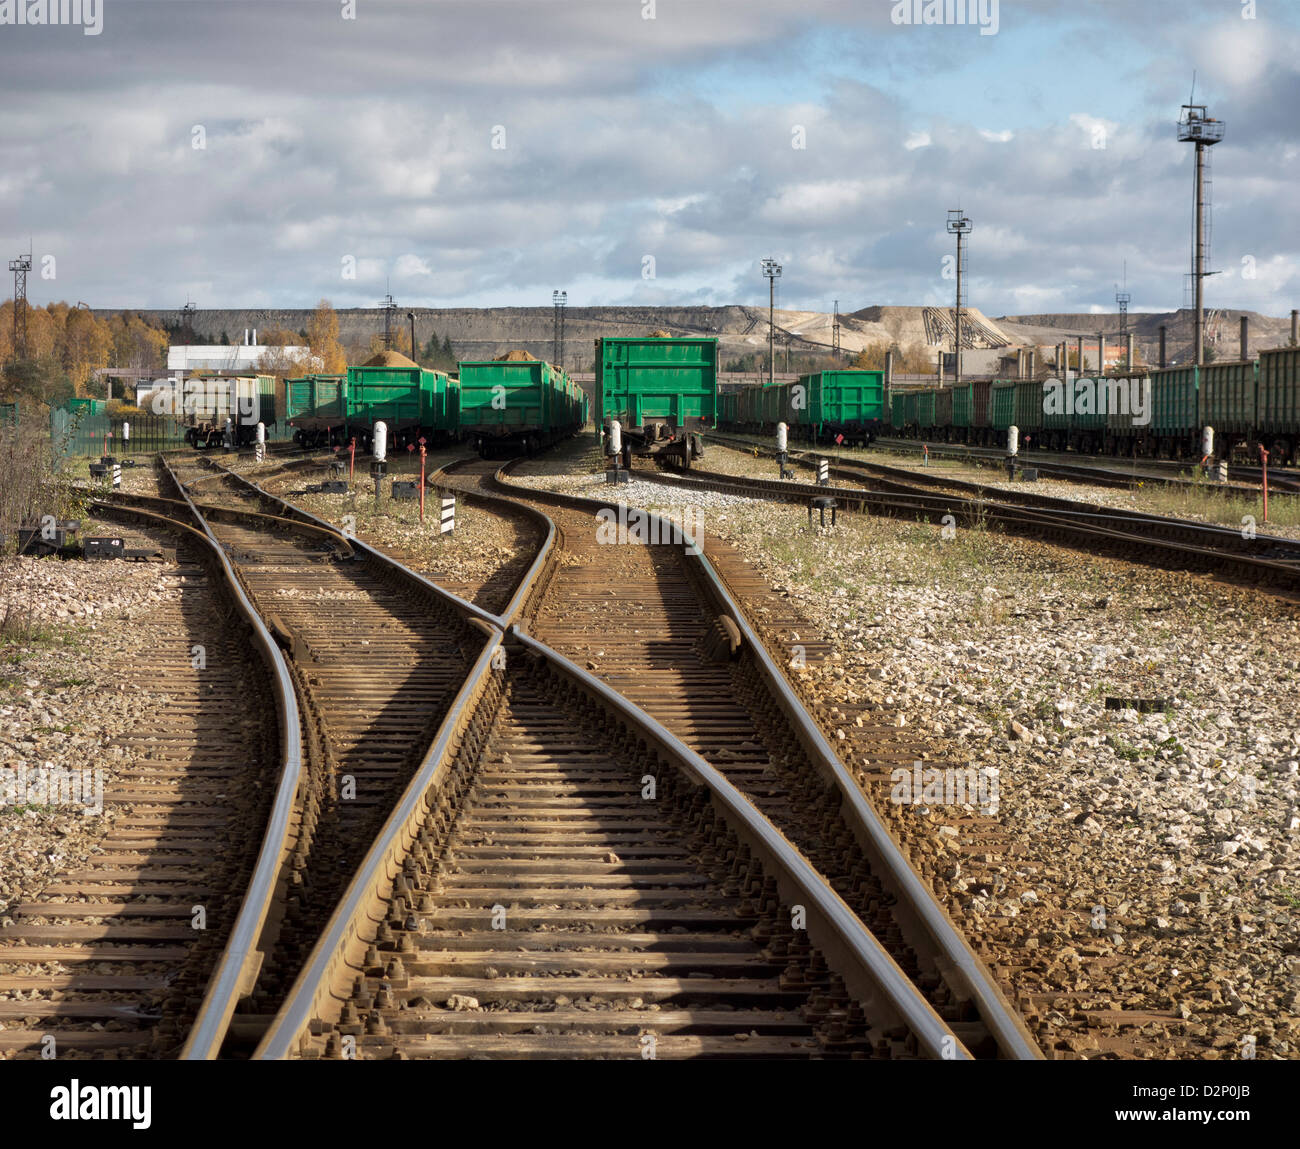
left=946, top=210, right=972, bottom=385
left=832, top=299, right=841, bottom=359
left=1178, top=100, right=1224, bottom=366
left=380, top=292, right=399, bottom=350
left=8, top=248, right=33, bottom=361
left=552, top=290, right=567, bottom=369
left=761, top=258, right=782, bottom=386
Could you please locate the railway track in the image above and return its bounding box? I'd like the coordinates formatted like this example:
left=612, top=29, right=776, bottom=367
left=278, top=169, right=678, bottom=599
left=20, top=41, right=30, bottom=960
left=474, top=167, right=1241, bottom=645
left=31, top=445, right=1038, bottom=1059
left=695, top=436, right=1300, bottom=591
left=153, top=455, right=502, bottom=1049
left=256, top=631, right=974, bottom=1060
left=426, top=457, right=1040, bottom=1059
left=870, top=435, right=1300, bottom=494
left=0, top=501, right=291, bottom=1059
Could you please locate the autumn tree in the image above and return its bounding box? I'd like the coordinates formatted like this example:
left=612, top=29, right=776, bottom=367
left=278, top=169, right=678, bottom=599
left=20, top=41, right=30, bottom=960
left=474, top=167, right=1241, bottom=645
left=306, top=299, right=347, bottom=374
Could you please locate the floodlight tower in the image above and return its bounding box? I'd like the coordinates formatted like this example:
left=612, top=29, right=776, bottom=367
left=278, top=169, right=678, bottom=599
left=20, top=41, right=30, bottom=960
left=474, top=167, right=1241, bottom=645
left=832, top=298, right=842, bottom=359
left=1178, top=103, right=1224, bottom=366
left=552, top=290, right=567, bottom=369
left=381, top=292, right=398, bottom=350
left=946, top=210, right=972, bottom=385
left=8, top=248, right=32, bottom=361
left=761, top=258, right=782, bottom=385
left=180, top=299, right=197, bottom=344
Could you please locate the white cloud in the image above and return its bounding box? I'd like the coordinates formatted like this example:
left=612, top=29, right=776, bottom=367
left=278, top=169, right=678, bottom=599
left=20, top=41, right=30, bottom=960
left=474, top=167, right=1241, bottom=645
left=904, top=131, right=931, bottom=150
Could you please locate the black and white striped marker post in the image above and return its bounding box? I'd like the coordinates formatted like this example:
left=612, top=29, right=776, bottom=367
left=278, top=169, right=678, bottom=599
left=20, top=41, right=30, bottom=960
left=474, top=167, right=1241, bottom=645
left=817, top=458, right=829, bottom=486
left=439, top=493, right=456, bottom=535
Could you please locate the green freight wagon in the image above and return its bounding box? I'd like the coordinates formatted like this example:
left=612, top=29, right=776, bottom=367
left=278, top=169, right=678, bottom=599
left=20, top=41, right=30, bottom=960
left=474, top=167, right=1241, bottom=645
left=459, top=356, right=578, bottom=456
left=345, top=360, right=456, bottom=449
left=779, top=369, right=885, bottom=445
left=934, top=386, right=953, bottom=436
left=990, top=381, right=1017, bottom=435
left=1105, top=372, right=1153, bottom=450
left=913, top=388, right=936, bottom=432
left=1258, top=347, right=1300, bottom=465
left=891, top=391, right=906, bottom=432
left=1149, top=365, right=1199, bottom=458
left=716, top=390, right=738, bottom=427
left=1199, top=360, right=1256, bottom=438
left=595, top=336, right=718, bottom=436
left=950, top=380, right=992, bottom=444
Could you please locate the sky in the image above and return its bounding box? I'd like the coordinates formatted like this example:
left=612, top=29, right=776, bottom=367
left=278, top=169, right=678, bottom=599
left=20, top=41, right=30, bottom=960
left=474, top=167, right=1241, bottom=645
left=1, top=0, right=1297, bottom=317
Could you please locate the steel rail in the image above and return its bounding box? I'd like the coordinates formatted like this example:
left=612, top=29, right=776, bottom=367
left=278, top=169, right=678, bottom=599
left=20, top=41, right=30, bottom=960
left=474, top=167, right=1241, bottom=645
left=108, top=461, right=308, bottom=1060
left=428, top=459, right=558, bottom=627
left=252, top=634, right=503, bottom=1061
left=183, top=457, right=507, bottom=632
left=509, top=631, right=972, bottom=1060
left=635, top=458, right=1300, bottom=583
left=489, top=460, right=1043, bottom=1060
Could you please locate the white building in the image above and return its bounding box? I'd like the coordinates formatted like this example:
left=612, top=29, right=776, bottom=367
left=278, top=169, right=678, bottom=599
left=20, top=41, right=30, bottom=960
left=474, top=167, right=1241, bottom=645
left=166, top=329, right=319, bottom=377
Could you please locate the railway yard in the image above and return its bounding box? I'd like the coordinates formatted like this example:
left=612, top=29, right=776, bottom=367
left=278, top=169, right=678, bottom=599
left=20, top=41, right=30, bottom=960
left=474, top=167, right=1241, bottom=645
left=2, top=427, right=1297, bottom=1066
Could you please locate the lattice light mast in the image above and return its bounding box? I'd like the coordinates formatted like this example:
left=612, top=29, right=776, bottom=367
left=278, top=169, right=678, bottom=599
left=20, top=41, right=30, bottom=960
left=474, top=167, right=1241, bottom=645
left=9, top=249, right=32, bottom=361
left=946, top=210, right=972, bottom=386
left=552, top=290, right=567, bottom=369
left=1178, top=103, right=1224, bottom=366
left=832, top=298, right=841, bottom=359
left=381, top=293, right=398, bottom=350
left=761, top=258, right=782, bottom=386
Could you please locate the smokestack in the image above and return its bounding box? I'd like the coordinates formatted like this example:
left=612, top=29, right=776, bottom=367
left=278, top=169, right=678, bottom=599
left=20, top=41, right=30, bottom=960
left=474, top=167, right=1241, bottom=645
left=1017, top=348, right=1026, bottom=379
left=938, top=348, right=944, bottom=384
left=243, top=329, right=249, bottom=346
left=253, top=328, right=257, bottom=346
left=1159, top=325, right=1167, bottom=368
left=1240, top=315, right=1249, bottom=362
left=1076, top=335, right=1085, bottom=374
left=884, top=349, right=894, bottom=393
left=1292, top=309, right=1298, bottom=346
left=1098, top=332, right=1105, bottom=376
left=1027, top=349, right=1036, bottom=378
left=1126, top=333, right=1134, bottom=369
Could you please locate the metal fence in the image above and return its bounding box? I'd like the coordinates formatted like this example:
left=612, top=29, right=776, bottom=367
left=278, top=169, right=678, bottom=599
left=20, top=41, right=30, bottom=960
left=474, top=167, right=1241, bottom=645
left=51, top=410, right=189, bottom=458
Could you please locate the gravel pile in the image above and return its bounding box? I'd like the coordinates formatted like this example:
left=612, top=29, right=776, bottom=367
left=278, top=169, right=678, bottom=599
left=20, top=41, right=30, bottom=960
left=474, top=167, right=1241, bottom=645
left=0, top=555, right=183, bottom=922
left=517, top=446, right=1300, bottom=1059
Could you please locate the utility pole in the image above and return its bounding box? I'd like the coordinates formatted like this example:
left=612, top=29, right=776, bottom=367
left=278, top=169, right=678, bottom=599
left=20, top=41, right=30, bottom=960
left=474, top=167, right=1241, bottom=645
left=407, top=312, right=416, bottom=361
left=1178, top=101, right=1224, bottom=366
left=832, top=299, right=841, bottom=360
left=946, top=210, right=971, bottom=385
left=761, top=258, right=781, bottom=386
